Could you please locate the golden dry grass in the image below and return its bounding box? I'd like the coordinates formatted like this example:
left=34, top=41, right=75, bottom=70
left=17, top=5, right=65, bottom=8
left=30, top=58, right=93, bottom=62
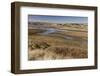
left=28, top=23, right=88, bottom=60
left=28, top=35, right=87, bottom=60
left=28, top=46, right=87, bottom=60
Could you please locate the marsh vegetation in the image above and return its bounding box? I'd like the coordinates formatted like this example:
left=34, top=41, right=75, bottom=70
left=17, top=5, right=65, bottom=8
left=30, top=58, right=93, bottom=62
left=28, top=22, right=88, bottom=60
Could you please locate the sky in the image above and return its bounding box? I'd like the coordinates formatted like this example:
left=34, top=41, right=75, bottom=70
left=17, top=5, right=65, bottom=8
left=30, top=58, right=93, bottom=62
left=28, top=15, right=88, bottom=24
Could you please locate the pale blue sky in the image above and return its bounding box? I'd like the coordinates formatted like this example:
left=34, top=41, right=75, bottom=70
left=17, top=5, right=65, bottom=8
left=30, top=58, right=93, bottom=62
left=28, top=15, right=88, bottom=24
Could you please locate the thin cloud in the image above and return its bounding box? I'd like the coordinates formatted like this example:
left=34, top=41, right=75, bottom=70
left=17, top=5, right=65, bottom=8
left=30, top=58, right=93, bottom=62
left=28, top=15, right=88, bottom=24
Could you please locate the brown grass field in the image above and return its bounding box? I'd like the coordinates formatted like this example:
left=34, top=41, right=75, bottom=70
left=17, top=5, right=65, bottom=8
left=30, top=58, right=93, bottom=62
left=28, top=22, right=88, bottom=60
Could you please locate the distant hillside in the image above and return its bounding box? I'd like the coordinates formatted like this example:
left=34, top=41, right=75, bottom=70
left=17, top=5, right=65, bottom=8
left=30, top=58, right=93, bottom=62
left=28, top=22, right=87, bottom=31
left=28, top=22, right=87, bottom=25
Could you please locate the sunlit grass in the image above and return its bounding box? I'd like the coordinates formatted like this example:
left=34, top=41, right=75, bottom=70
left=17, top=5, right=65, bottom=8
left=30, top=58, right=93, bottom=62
left=28, top=23, right=88, bottom=60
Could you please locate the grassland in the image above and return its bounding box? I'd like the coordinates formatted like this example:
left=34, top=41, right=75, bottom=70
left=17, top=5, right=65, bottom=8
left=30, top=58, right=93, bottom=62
left=28, top=22, right=88, bottom=60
